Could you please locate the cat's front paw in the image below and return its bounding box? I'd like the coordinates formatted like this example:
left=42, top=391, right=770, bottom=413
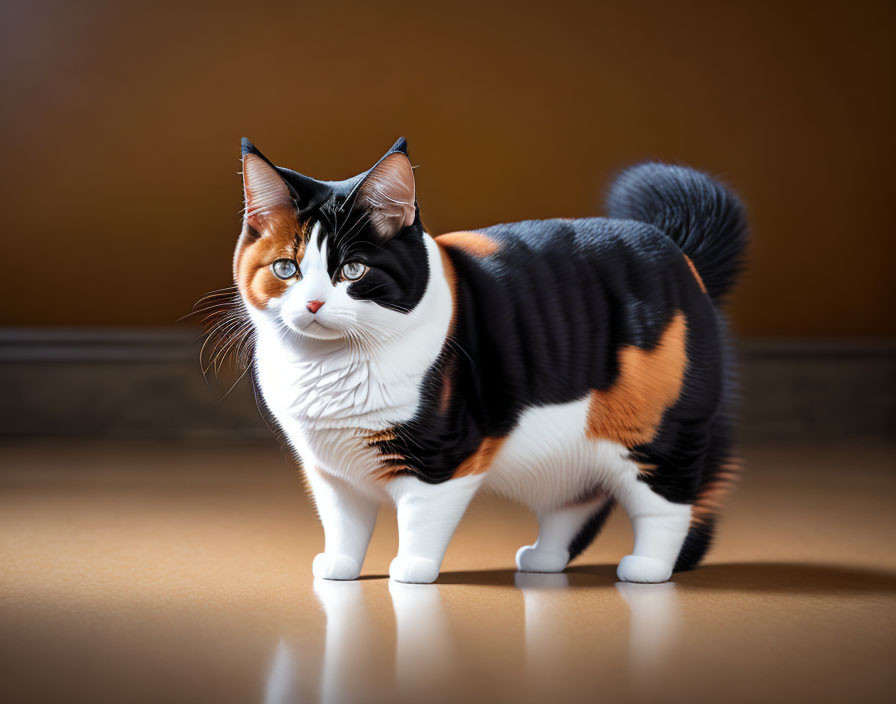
left=312, top=552, right=362, bottom=580
left=616, top=555, right=673, bottom=583
left=389, top=555, right=440, bottom=584
left=515, top=545, right=570, bottom=573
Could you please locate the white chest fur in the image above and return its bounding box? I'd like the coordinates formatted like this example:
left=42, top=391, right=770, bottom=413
left=255, top=344, right=420, bottom=484
left=251, top=236, right=453, bottom=485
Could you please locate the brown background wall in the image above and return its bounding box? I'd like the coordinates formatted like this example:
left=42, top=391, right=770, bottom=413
left=0, top=0, right=893, bottom=336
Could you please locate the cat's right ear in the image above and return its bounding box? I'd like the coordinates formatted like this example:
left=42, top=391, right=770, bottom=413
left=241, top=139, right=295, bottom=229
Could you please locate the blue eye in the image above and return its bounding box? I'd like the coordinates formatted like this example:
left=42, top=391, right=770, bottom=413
left=341, top=262, right=368, bottom=281
left=272, top=259, right=298, bottom=279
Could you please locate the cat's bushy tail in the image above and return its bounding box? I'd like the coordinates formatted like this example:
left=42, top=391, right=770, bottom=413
left=606, top=163, right=748, bottom=301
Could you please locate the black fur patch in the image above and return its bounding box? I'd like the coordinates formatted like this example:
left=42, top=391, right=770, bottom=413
left=674, top=517, right=716, bottom=572
left=315, top=203, right=429, bottom=314
left=568, top=499, right=617, bottom=562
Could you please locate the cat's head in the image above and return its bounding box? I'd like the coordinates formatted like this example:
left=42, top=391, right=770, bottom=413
left=234, top=138, right=430, bottom=347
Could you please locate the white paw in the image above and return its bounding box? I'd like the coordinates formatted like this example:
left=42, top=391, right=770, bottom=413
left=389, top=555, right=440, bottom=584
left=312, top=552, right=362, bottom=580
left=515, top=545, right=570, bottom=573
left=616, top=555, right=673, bottom=583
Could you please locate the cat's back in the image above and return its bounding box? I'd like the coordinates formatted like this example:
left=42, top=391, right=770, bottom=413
left=432, top=215, right=718, bottom=439
left=439, top=216, right=690, bottom=294
left=437, top=215, right=711, bottom=350
left=484, top=215, right=672, bottom=252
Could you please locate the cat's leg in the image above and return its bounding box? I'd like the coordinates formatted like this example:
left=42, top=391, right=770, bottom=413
left=386, top=474, right=484, bottom=584
left=615, top=474, right=692, bottom=584
left=516, top=494, right=614, bottom=573
left=306, top=467, right=380, bottom=581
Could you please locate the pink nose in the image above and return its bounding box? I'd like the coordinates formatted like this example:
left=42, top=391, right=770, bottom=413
left=306, top=300, right=324, bottom=314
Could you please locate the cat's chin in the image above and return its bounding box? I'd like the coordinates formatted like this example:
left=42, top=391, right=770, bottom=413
left=289, top=319, right=345, bottom=341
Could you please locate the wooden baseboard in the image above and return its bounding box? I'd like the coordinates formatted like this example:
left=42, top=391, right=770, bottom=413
left=1, top=328, right=893, bottom=442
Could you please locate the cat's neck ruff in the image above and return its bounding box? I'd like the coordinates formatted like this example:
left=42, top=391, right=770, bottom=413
left=253, top=235, right=452, bottom=431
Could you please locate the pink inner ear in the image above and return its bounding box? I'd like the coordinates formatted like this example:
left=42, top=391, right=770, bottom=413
left=360, top=153, right=416, bottom=238
left=243, top=154, right=294, bottom=226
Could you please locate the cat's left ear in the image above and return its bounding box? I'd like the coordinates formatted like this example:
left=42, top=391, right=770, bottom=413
left=356, top=138, right=416, bottom=239
left=241, top=139, right=295, bottom=229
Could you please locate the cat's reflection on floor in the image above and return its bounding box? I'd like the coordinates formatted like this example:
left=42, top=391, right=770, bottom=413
left=515, top=572, right=681, bottom=677
left=615, top=580, right=681, bottom=680
left=265, top=577, right=454, bottom=704
left=514, top=571, right=573, bottom=687
left=264, top=572, right=681, bottom=703
left=313, top=579, right=382, bottom=704
left=388, top=580, right=455, bottom=692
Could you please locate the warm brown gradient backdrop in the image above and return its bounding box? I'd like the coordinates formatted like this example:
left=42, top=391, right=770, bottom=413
left=1, top=0, right=893, bottom=335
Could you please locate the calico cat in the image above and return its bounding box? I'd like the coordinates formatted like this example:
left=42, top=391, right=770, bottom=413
left=217, top=137, right=746, bottom=584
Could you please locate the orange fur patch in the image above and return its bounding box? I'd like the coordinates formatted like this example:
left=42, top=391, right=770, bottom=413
left=365, top=429, right=397, bottom=446
left=690, top=457, right=741, bottom=526
left=365, top=427, right=409, bottom=482
left=682, top=255, right=707, bottom=295
left=637, top=461, right=659, bottom=477
left=370, top=433, right=506, bottom=482
left=436, top=230, right=500, bottom=257
left=373, top=462, right=410, bottom=482
left=586, top=312, right=688, bottom=446
left=437, top=358, right=456, bottom=414
left=437, top=241, right=458, bottom=329
left=454, top=437, right=507, bottom=477
left=434, top=238, right=460, bottom=415
left=233, top=215, right=306, bottom=310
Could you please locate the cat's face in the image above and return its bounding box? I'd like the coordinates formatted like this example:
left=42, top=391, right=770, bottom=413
left=234, top=139, right=430, bottom=347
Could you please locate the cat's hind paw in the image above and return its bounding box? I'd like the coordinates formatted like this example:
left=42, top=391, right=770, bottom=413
left=515, top=545, right=570, bottom=573
left=312, top=552, right=362, bottom=581
left=616, top=555, right=673, bottom=583
left=389, top=555, right=440, bottom=584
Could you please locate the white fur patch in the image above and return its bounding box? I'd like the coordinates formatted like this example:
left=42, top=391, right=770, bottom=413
left=252, top=233, right=453, bottom=482
left=387, top=474, right=485, bottom=583
left=484, top=398, right=634, bottom=510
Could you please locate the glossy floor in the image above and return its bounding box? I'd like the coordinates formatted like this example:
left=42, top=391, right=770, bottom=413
left=1, top=442, right=894, bottom=703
